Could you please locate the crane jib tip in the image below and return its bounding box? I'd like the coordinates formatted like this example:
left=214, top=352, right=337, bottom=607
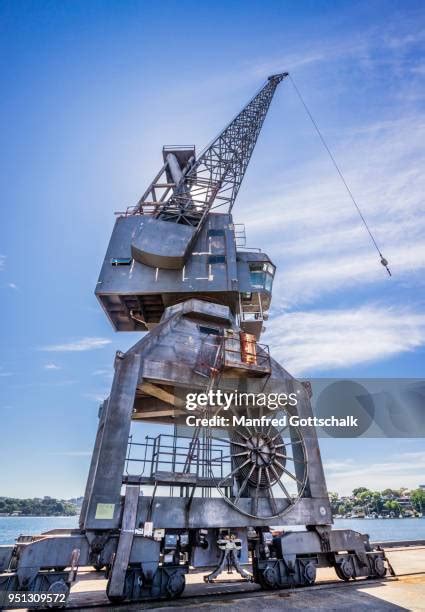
left=268, top=72, right=289, bottom=82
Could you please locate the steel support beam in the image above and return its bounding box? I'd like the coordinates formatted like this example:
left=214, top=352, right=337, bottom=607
left=82, top=351, right=141, bottom=530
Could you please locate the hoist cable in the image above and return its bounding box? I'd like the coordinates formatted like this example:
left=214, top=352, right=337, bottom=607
left=288, top=73, right=391, bottom=277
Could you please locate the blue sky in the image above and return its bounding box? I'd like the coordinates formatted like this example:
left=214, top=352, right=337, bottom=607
left=0, top=0, right=424, bottom=498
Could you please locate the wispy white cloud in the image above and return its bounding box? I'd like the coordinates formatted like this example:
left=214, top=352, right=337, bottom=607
left=8, top=282, right=18, bottom=290
left=246, top=15, right=425, bottom=83
left=0, top=255, right=6, bottom=271
left=236, top=16, right=425, bottom=323
left=265, top=305, right=425, bottom=375
left=248, top=51, right=325, bottom=79
left=325, top=452, right=425, bottom=495
left=242, top=113, right=425, bottom=309
left=41, top=337, right=112, bottom=352
left=411, top=64, right=425, bottom=76
left=44, top=363, right=61, bottom=370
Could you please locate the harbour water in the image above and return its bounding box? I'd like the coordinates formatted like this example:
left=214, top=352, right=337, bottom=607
left=333, top=517, right=425, bottom=542
left=0, top=516, right=424, bottom=546
left=0, top=516, right=79, bottom=545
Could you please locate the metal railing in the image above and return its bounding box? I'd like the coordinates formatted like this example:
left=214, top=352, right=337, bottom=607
left=125, top=433, right=228, bottom=483
left=239, top=292, right=264, bottom=323
left=221, top=334, right=271, bottom=370
left=233, top=223, right=246, bottom=247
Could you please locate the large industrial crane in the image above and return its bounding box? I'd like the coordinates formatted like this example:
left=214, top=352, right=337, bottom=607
left=0, top=74, right=390, bottom=606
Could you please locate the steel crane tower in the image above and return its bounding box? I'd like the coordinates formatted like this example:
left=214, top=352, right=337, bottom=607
left=0, top=74, right=388, bottom=605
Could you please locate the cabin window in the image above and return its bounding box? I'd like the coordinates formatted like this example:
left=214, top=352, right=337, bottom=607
left=249, top=262, right=275, bottom=291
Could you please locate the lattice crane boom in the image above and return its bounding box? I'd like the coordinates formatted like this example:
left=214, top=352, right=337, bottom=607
left=128, top=73, right=288, bottom=270
left=155, top=72, right=288, bottom=226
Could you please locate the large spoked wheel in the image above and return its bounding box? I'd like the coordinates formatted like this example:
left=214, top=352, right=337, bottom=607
left=207, top=407, right=308, bottom=519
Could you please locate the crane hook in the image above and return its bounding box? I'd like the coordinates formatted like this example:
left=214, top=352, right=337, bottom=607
left=380, top=255, right=392, bottom=276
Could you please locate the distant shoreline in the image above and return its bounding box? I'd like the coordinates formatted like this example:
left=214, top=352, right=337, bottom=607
left=0, top=497, right=81, bottom=517
left=0, top=515, right=78, bottom=518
